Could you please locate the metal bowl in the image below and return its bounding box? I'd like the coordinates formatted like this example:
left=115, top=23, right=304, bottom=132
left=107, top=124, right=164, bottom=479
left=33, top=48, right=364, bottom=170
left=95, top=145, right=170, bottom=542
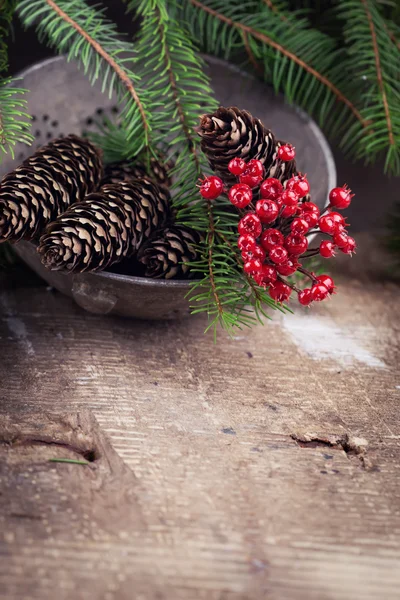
left=2, top=56, right=336, bottom=319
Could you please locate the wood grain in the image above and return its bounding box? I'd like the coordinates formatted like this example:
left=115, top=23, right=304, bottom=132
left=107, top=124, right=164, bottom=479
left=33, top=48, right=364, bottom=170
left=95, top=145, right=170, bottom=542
left=0, top=272, right=399, bottom=600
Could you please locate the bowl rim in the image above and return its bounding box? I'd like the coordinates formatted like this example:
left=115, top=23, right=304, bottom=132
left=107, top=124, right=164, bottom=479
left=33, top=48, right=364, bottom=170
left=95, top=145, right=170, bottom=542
left=15, top=55, right=336, bottom=290
left=85, top=268, right=193, bottom=289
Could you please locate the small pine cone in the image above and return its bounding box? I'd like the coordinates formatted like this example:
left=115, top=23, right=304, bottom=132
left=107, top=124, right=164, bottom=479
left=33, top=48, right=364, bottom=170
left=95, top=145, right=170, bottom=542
left=197, top=106, right=297, bottom=185
left=0, top=135, right=103, bottom=243
left=137, top=225, right=201, bottom=279
left=102, top=156, right=172, bottom=187
left=38, top=179, right=171, bottom=273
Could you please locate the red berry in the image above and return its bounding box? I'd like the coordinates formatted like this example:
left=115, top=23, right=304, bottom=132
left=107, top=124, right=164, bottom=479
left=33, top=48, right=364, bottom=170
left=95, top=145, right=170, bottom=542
left=302, top=212, right=319, bottom=228
left=260, top=228, right=284, bottom=251
left=239, top=159, right=264, bottom=188
left=278, top=144, right=296, bottom=162
left=319, top=214, right=337, bottom=235
left=329, top=211, right=347, bottom=229
left=269, top=281, right=292, bottom=303
left=238, top=234, right=256, bottom=253
left=254, top=245, right=267, bottom=261
left=340, top=236, right=356, bottom=255
left=228, top=157, right=246, bottom=176
left=276, top=258, right=299, bottom=276
left=281, top=204, right=297, bottom=218
left=260, top=177, right=283, bottom=201
left=280, top=189, right=299, bottom=207
left=238, top=213, right=262, bottom=237
left=301, top=201, right=320, bottom=216
left=286, top=174, right=310, bottom=198
left=229, top=183, right=253, bottom=208
left=329, top=185, right=353, bottom=210
left=256, top=199, right=279, bottom=224
left=319, top=240, right=336, bottom=258
left=241, top=244, right=266, bottom=262
left=311, top=283, right=329, bottom=302
left=316, top=275, right=335, bottom=294
left=333, top=230, right=349, bottom=248
left=199, top=176, right=224, bottom=199
left=291, top=217, right=310, bottom=234
left=284, top=233, right=308, bottom=255
left=300, top=202, right=320, bottom=227
left=269, top=245, right=288, bottom=265
left=243, top=258, right=263, bottom=276
left=253, top=264, right=277, bottom=287
left=298, top=288, right=313, bottom=306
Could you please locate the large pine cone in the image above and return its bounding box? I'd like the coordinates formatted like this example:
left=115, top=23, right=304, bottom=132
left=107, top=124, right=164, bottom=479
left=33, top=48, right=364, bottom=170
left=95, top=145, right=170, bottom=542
left=197, top=106, right=297, bottom=185
left=0, top=135, right=103, bottom=243
left=102, top=156, right=172, bottom=187
left=138, top=225, right=201, bottom=279
left=38, top=179, right=171, bottom=273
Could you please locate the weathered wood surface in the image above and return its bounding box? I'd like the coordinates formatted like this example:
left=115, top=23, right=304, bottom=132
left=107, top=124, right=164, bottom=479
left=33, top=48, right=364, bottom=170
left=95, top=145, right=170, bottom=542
left=1, top=270, right=399, bottom=600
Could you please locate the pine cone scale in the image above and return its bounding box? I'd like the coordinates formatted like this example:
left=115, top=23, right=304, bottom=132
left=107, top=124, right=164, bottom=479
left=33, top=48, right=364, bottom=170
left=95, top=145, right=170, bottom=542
left=137, top=225, right=201, bottom=279
left=0, top=135, right=103, bottom=243
left=38, top=179, right=172, bottom=273
left=198, top=106, right=295, bottom=186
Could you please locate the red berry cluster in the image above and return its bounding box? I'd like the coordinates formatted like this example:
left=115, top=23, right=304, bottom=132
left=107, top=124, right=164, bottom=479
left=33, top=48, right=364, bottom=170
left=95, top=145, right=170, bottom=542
left=199, top=156, right=356, bottom=307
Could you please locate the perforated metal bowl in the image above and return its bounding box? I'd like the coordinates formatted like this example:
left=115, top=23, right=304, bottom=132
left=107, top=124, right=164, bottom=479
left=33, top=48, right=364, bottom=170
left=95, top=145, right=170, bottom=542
left=2, top=56, right=336, bottom=319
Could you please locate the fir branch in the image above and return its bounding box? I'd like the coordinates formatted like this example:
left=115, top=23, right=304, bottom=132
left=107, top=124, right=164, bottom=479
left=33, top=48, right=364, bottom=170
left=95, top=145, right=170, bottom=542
left=157, top=10, right=201, bottom=170
left=337, top=0, right=400, bottom=173
left=0, top=2, right=32, bottom=161
left=179, top=0, right=400, bottom=172
left=45, top=0, right=149, bottom=140
left=188, top=0, right=367, bottom=127
left=0, top=79, right=33, bottom=160
left=361, top=0, right=394, bottom=146
left=17, top=0, right=154, bottom=156
left=206, top=202, right=224, bottom=318
left=129, top=0, right=217, bottom=168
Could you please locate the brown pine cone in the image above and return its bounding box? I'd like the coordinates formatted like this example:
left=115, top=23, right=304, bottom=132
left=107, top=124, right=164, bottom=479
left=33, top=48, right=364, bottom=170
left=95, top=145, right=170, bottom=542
left=197, top=106, right=297, bottom=185
left=101, top=156, right=172, bottom=187
left=38, top=179, right=171, bottom=273
left=137, top=225, right=202, bottom=279
left=0, top=135, right=103, bottom=243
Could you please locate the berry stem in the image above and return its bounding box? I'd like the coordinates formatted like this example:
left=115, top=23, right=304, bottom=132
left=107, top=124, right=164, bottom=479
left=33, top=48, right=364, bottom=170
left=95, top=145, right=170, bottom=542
left=206, top=201, right=224, bottom=316
left=301, top=249, right=320, bottom=258
left=297, top=266, right=318, bottom=283
left=278, top=276, right=301, bottom=294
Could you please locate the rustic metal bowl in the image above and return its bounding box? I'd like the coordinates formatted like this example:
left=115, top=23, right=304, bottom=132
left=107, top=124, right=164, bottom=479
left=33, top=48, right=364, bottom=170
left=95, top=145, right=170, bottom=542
left=2, top=56, right=336, bottom=319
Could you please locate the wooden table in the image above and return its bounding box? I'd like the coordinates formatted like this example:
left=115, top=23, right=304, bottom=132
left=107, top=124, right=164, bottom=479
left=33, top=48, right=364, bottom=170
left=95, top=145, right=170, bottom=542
left=1, top=266, right=399, bottom=600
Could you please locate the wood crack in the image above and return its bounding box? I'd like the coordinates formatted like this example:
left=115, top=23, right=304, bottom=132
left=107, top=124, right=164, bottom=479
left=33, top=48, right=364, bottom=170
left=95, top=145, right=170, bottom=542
left=291, top=433, right=371, bottom=469
left=2, top=436, right=98, bottom=462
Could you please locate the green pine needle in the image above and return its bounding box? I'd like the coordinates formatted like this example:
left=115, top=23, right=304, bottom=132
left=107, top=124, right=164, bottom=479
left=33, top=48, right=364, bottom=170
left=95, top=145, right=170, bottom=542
left=0, top=2, right=33, bottom=161
left=0, top=79, right=33, bottom=162
left=17, top=0, right=156, bottom=159
left=177, top=0, right=400, bottom=174
left=336, top=0, right=400, bottom=174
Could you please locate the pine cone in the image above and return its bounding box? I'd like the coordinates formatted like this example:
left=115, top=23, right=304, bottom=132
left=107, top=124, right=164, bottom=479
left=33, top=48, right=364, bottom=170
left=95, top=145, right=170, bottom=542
left=137, top=225, right=202, bottom=279
left=102, top=156, right=172, bottom=187
left=38, top=179, right=171, bottom=273
left=0, top=135, right=103, bottom=243
left=197, top=106, right=297, bottom=185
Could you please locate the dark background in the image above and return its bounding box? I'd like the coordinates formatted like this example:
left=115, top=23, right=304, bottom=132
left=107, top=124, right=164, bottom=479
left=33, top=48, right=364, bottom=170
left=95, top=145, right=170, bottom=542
left=6, top=2, right=396, bottom=233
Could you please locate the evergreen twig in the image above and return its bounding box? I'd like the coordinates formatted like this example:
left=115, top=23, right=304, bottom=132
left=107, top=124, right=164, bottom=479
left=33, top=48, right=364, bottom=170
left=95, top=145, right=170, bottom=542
left=337, top=0, right=400, bottom=173
left=18, top=0, right=155, bottom=158
left=187, top=0, right=367, bottom=126
left=179, top=0, right=400, bottom=173
left=0, top=0, right=32, bottom=162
